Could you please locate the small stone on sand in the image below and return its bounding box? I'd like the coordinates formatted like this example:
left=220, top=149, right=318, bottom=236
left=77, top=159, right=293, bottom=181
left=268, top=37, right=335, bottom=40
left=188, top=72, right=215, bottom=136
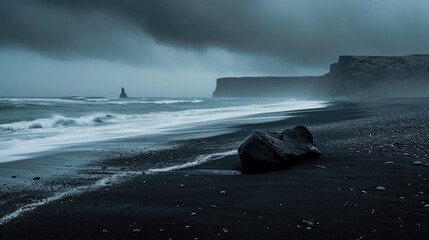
left=132, top=229, right=141, bottom=234
left=101, top=229, right=108, bottom=233
left=191, top=212, right=197, bottom=216
left=179, top=184, right=185, bottom=188
left=210, top=205, right=217, bottom=208
left=413, top=161, right=423, bottom=165
left=384, top=161, right=394, bottom=164
left=376, top=186, right=386, bottom=191
left=33, top=177, right=41, bottom=180
left=219, top=190, right=226, bottom=195
left=424, top=204, right=429, bottom=208
left=302, top=220, right=314, bottom=226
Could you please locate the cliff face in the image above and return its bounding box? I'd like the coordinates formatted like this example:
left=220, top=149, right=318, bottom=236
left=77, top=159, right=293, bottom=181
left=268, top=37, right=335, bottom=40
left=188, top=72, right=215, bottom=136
left=326, top=55, right=429, bottom=97
left=212, top=76, right=327, bottom=98
left=213, top=54, right=429, bottom=98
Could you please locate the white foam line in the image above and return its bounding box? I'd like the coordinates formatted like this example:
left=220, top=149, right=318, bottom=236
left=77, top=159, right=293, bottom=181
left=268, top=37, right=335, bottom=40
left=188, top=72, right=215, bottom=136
left=144, top=149, right=237, bottom=174
left=0, top=150, right=236, bottom=225
left=0, top=171, right=142, bottom=226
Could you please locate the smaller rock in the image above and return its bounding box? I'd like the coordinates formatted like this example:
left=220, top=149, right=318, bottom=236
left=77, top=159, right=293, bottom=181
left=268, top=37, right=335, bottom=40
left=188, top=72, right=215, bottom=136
left=219, top=190, right=226, bottom=195
left=302, top=220, right=314, bottom=226
left=11, top=176, right=16, bottom=178
left=306, top=227, right=312, bottom=230
left=33, top=177, right=41, bottom=180
left=384, top=161, right=394, bottom=165
left=210, top=205, right=217, bottom=208
left=376, top=186, right=386, bottom=191
left=222, top=229, right=228, bottom=233
left=179, top=184, right=185, bottom=188
left=424, top=204, right=429, bottom=209
left=413, top=161, right=423, bottom=166
left=190, top=212, right=197, bottom=216
left=159, top=229, right=164, bottom=232
left=101, top=229, right=109, bottom=233
left=132, top=229, right=141, bottom=234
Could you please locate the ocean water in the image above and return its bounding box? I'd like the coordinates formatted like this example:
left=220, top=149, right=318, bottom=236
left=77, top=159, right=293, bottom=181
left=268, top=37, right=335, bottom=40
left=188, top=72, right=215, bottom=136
left=0, top=97, right=327, bottom=163
left=0, top=97, right=328, bottom=224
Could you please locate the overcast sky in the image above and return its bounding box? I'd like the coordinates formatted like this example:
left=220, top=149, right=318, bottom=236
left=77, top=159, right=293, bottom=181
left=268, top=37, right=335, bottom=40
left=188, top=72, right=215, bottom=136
left=1, top=0, right=428, bottom=97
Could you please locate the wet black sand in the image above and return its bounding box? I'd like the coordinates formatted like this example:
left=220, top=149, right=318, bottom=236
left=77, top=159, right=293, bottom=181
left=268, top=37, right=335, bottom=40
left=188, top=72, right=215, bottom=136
left=1, top=99, right=428, bottom=240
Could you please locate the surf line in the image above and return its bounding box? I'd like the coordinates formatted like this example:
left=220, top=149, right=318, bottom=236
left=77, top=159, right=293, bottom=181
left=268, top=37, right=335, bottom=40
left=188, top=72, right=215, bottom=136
left=0, top=149, right=237, bottom=225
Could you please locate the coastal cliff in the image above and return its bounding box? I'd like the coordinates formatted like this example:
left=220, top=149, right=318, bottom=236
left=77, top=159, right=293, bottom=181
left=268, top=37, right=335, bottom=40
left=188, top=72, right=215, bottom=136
left=212, top=76, right=326, bottom=98
left=213, top=54, right=429, bottom=98
left=326, top=54, right=429, bottom=97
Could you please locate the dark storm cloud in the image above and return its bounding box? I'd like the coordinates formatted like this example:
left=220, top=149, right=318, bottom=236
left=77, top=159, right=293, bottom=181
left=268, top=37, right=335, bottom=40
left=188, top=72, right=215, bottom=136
left=1, top=0, right=429, bottom=67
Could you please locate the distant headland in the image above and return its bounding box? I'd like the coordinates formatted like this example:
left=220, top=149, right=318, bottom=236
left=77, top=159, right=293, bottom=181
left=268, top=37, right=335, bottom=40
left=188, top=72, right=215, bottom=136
left=213, top=54, right=429, bottom=98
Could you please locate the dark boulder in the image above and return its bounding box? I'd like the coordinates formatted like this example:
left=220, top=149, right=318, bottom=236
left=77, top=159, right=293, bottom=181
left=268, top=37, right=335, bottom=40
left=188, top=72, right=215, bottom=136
left=119, top=87, right=128, bottom=98
left=238, top=126, right=320, bottom=173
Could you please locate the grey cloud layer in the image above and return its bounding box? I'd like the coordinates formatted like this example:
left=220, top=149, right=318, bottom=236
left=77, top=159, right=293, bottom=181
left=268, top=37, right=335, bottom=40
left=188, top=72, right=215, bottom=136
left=1, top=0, right=429, bottom=67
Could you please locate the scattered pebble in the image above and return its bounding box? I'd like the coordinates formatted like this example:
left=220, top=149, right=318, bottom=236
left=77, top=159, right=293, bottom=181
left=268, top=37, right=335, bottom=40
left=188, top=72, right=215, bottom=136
left=210, top=205, right=217, bottom=208
left=424, top=204, right=429, bottom=209
left=361, top=190, right=367, bottom=194
left=33, top=177, right=41, bottom=180
left=413, top=161, right=423, bottom=166
left=306, top=227, right=312, bottom=230
left=159, top=229, right=164, bottom=232
left=316, top=165, right=326, bottom=169
left=376, top=186, right=386, bottom=191
left=219, top=190, right=226, bottom=195
left=11, top=176, right=16, bottom=178
left=222, top=229, right=228, bottom=233
left=101, top=229, right=109, bottom=233
left=179, top=184, right=185, bottom=188
left=384, top=161, right=394, bottom=165
left=302, top=220, right=314, bottom=226
left=191, top=212, right=197, bottom=216
left=132, top=229, right=141, bottom=234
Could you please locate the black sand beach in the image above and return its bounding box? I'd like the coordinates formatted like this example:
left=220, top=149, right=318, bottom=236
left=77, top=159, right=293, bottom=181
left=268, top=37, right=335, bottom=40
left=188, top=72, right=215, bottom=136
left=1, top=98, right=429, bottom=240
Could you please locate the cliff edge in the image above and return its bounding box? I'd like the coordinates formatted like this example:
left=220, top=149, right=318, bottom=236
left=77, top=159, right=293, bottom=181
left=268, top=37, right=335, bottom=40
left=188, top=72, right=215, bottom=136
left=213, top=76, right=326, bottom=98
left=326, top=54, right=429, bottom=97
left=213, top=54, right=429, bottom=98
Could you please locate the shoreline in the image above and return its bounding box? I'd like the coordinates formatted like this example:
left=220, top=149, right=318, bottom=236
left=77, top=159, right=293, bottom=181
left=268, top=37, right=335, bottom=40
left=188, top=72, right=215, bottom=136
left=1, top=98, right=428, bottom=239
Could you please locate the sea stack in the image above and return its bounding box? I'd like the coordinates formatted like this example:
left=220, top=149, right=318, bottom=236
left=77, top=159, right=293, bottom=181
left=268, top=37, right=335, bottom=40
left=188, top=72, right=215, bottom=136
left=119, top=87, right=128, bottom=98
